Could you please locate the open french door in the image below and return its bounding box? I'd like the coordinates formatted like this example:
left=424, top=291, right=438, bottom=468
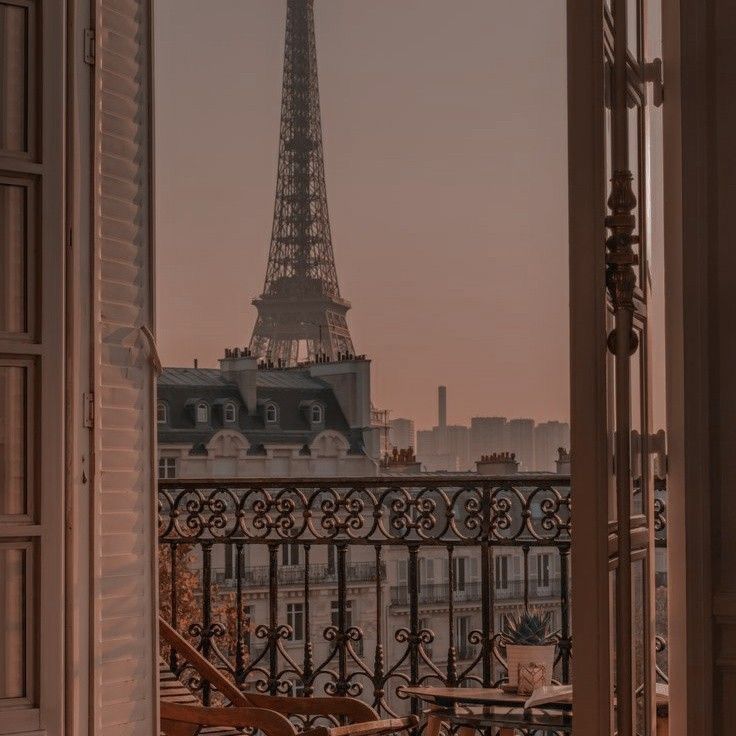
left=569, top=1, right=663, bottom=734
left=0, top=2, right=65, bottom=733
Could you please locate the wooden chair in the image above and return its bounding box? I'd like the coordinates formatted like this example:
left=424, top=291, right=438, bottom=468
left=159, top=617, right=418, bottom=736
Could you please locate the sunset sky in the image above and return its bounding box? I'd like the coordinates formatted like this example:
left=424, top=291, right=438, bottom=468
left=154, top=1, right=570, bottom=429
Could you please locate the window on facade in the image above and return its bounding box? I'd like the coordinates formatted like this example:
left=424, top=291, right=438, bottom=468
left=468, top=555, right=479, bottom=582
left=331, top=599, right=353, bottom=628
left=311, top=404, right=323, bottom=423
left=327, top=543, right=338, bottom=574
left=196, top=402, right=208, bottom=423
left=419, top=558, right=436, bottom=587
left=452, top=556, right=467, bottom=592
left=266, top=403, right=277, bottom=423
left=157, top=401, right=167, bottom=423
left=224, top=545, right=247, bottom=580
left=286, top=680, right=306, bottom=697
left=158, top=456, right=176, bottom=479
left=287, top=602, right=304, bottom=641
left=224, top=402, right=236, bottom=422
left=455, top=615, right=471, bottom=654
left=397, top=559, right=407, bottom=587
left=537, top=552, right=551, bottom=588
left=495, top=555, right=509, bottom=590
left=282, top=543, right=300, bottom=566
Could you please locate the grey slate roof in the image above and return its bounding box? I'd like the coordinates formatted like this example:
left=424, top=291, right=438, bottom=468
left=157, top=367, right=365, bottom=455
left=255, top=371, right=328, bottom=390
left=158, top=367, right=231, bottom=387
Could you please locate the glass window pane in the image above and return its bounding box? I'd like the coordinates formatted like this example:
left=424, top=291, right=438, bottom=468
left=632, top=558, right=648, bottom=733
left=0, top=546, right=26, bottom=699
left=0, top=183, right=28, bottom=334
left=0, top=3, right=29, bottom=153
left=627, top=0, right=640, bottom=59
left=0, top=365, right=27, bottom=516
left=630, top=329, right=643, bottom=515
left=609, top=568, right=618, bottom=732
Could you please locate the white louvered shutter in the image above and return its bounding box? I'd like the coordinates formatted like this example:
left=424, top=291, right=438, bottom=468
left=91, top=0, right=157, bottom=733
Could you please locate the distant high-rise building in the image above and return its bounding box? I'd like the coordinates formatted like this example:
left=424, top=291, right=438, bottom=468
left=506, top=418, right=535, bottom=470
left=470, top=416, right=507, bottom=461
left=416, top=429, right=435, bottom=459
left=534, top=421, right=571, bottom=472
left=415, top=387, right=470, bottom=471
left=445, top=425, right=471, bottom=470
left=389, top=418, right=415, bottom=451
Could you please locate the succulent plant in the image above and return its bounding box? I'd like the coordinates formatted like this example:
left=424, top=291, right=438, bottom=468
left=502, top=609, right=554, bottom=646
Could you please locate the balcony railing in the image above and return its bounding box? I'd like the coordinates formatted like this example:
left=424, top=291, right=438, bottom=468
left=215, top=561, right=384, bottom=588
left=159, top=475, right=669, bottom=717
left=390, top=577, right=563, bottom=607
left=158, top=475, right=577, bottom=714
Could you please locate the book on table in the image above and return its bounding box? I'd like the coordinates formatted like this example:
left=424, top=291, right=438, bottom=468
left=523, top=682, right=668, bottom=710
left=523, top=685, right=573, bottom=710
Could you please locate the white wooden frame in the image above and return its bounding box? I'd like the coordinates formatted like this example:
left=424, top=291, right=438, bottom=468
left=570, top=0, right=736, bottom=733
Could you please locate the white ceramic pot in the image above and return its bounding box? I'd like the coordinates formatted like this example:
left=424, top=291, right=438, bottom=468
left=506, top=644, right=556, bottom=688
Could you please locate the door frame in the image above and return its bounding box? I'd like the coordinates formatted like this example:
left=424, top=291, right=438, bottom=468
left=570, top=1, right=728, bottom=733
left=567, top=1, right=611, bottom=732
left=661, top=1, right=715, bottom=734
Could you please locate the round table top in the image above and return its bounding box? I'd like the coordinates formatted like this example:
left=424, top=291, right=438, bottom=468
left=401, top=686, right=573, bottom=711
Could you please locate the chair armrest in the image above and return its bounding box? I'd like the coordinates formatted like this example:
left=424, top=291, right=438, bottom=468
left=160, top=702, right=298, bottom=736
left=302, top=715, right=419, bottom=736
left=245, top=693, right=380, bottom=723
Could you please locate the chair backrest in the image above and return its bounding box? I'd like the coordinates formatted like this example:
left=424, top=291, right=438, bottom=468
left=159, top=618, right=251, bottom=708
left=159, top=656, right=201, bottom=706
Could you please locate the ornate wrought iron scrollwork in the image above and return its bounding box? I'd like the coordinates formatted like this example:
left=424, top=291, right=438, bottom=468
left=158, top=477, right=668, bottom=717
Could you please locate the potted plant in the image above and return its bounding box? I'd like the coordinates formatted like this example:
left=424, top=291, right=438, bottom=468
left=502, top=609, right=557, bottom=691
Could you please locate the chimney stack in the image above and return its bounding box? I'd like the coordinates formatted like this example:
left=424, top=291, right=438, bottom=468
left=220, top=347, right=258, bottom=415
left=476, top=452, right=519, bottom=475
left=555, top=447, right=571, bottom=475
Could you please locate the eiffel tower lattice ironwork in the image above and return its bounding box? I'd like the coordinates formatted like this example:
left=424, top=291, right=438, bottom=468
left=249, top=0, right=355, bottom=366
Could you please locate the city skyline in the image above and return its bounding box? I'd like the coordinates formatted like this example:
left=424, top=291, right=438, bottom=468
left=154, top=0, right=569, bottom=428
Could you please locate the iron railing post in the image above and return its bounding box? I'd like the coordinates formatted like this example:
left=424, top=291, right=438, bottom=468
left=201, top=542, right=212, bottom=705
left=235, top=541, right=245, bottom=685
left=268, top=542, right=279, bottom=695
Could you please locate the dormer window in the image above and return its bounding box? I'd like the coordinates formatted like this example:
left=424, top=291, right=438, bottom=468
left=265, top=403, right=278, bottom=424
left=157, top=401, right=167, bottom=424
left=196, top=402, right=209, bottom=424
left=224, top=402, right=236, bottom=423
left=311, top=404, right=323, bottom=424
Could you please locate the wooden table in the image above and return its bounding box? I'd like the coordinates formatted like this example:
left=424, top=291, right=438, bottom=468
left=402, top=687, right=572, bottom=736
left=403, top=686, right=669, bottom=736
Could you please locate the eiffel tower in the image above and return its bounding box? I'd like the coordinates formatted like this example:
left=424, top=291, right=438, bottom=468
left=249, top=0, right=355, bottom=366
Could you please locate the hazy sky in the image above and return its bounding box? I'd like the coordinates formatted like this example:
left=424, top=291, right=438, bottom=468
left=154, top=0, right=569, bottom=429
